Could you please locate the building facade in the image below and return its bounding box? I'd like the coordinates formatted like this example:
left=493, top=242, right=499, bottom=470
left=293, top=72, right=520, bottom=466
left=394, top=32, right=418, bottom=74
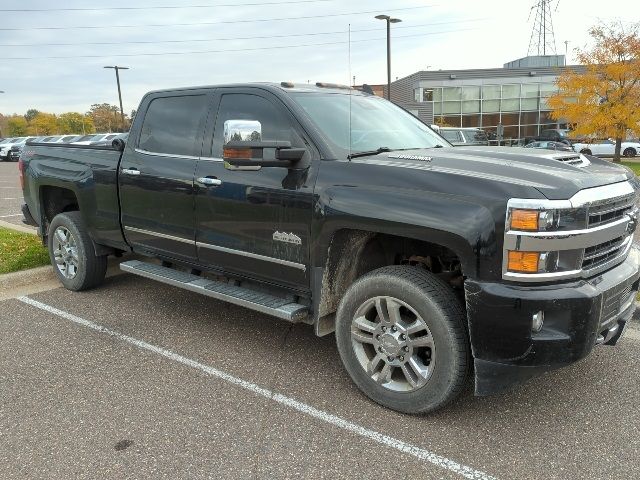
left=387, top=55, right=583, bottom=143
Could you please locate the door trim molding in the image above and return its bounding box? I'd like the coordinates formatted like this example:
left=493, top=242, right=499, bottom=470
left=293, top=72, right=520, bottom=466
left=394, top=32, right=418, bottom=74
left=124, top=226, right=194, bottom=244
left=196, top=241, right=307, bottom=272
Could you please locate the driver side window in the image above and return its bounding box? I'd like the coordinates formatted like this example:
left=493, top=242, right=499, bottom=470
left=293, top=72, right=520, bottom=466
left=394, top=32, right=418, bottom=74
left=212, top=93, right=303, bottom=157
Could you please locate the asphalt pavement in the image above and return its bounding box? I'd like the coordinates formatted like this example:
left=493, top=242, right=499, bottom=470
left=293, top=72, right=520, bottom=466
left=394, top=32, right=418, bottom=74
left=2, top=273, right=640, bottom=480
left=0, top=161, right=26, bottom=228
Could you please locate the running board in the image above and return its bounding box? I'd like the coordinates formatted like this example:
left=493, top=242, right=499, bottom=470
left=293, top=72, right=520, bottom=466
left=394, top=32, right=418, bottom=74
left=120, top=260, right=309, bottom=322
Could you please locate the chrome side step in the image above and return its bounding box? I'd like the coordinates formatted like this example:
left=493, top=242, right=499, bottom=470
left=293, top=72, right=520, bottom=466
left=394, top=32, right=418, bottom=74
left=120, top=260, right=309, bottom=322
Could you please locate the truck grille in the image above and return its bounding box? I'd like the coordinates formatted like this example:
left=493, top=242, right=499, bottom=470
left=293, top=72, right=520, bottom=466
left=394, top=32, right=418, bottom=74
left=588, top=194, right=635, bottom=227
left=581, top=236, right=627, bottom=270
left=601, top=281, right=634, bottom=324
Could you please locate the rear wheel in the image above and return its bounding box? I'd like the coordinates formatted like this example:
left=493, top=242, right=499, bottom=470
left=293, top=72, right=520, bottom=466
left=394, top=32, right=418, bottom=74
left=335, top=265, right=469, bottom=414
left=580, top=148, right=592, bottom=155
left=48, top=211, right=108, bottom=291
left=623, top=147, right=637, bottom=158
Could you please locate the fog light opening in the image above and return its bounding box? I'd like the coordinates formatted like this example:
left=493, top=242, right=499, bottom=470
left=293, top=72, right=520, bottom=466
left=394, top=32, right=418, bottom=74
left=532, top=311, right=544, bottom=333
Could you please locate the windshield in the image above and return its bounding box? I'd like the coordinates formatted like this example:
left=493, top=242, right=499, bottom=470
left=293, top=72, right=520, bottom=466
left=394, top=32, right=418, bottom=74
left=291, top=92, right=449, bottom=156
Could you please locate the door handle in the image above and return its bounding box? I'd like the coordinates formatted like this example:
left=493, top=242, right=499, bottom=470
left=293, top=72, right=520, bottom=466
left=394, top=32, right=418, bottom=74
left=122, top=167, right=141, bottom=176
left=197, top=177, right=222, bottom=186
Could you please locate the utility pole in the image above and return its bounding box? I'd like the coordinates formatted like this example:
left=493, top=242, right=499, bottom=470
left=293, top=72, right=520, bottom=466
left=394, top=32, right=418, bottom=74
left=375, top=14, right=402, bottom=100
left=103, top=66, right=129, bottom=132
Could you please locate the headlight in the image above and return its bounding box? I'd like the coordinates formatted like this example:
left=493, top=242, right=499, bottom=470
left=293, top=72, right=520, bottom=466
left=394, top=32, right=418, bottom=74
left=507, top=206, right=587, bottom=232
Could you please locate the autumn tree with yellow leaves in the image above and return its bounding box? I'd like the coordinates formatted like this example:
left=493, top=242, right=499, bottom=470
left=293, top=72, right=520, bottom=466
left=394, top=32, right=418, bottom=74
left=549, top=22, right=640, bottom=162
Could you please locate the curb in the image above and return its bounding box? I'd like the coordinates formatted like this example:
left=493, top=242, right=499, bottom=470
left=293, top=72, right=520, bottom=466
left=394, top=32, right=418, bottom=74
left=0, top=255, right=134, bottom=292
left=0, top=219, right=37, bottom=235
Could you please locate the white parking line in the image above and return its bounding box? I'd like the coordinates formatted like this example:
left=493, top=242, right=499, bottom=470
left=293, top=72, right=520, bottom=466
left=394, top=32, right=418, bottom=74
left=1, top=198, right=18, bottom=200
left=0, top=214, right=21, bottom=218
left=17, top=295, right=496, bottom=480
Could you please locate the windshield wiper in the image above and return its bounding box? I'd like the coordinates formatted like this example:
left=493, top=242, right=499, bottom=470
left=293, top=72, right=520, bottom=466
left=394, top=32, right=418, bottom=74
left=348, top=146, right=392, bottom=160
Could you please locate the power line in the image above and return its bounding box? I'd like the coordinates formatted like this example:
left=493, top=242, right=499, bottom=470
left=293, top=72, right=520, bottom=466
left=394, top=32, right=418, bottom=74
left=0, top=19, right=487, bottom=48
left=2, top=0, right=333, bottom=12
left=0, top=29, right=479, bottom=60
left=0, top=5, right=435, bottom=31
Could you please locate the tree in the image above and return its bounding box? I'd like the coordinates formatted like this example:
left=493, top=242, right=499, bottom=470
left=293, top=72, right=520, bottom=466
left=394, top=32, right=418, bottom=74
left=28, top=112, right=59, bottom=135
left=7, top=116, right=28, bottom=136
left=549, top=22, right=640, bottom=162
left=88, top=103, right=123, bottom=132
left=24, top=109, right=40, bottom=122
left=58, top=112, right=95, bottom=134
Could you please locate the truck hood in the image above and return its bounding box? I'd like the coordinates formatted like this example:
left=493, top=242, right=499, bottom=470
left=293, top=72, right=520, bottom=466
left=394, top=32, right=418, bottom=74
left=373, top=146, right=633, bottom=200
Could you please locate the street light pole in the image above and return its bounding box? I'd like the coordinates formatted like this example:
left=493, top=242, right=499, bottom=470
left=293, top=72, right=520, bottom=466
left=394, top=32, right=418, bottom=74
left=375, top=14, right=401, bottom=100
left=103, top=66, right=129, bottom=132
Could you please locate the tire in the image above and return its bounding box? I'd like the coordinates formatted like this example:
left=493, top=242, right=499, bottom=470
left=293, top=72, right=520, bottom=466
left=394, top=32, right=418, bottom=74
left=47, top=211, right=108, bottom=291
left=580, top=148, right=592, bottom=155
left=623, top=147, right=637, bottom=158
left=335, top=265, right=469, bottom=414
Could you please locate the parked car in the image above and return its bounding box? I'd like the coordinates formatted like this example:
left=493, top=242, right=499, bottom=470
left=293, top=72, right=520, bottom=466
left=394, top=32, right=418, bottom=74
left=10, top=136, right=44, bottom=161
left=71, top=133, right=116, bottom=145
left=20, top=82, right=640, bottom=414
left=90, top=132, right=128, bottom=147
left=0, top=137, right=26, bottom=160
left=437, top=127, right=489, bottom=146
left=573, top=139, right=640, bottom=158
left=524, top=140, right=575, bottom=152
left=525, top=128, right=579, bottom=146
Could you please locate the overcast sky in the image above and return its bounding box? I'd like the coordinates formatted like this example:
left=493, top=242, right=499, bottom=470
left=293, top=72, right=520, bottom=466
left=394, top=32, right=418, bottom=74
left=0, top=0, right=635, bottom=115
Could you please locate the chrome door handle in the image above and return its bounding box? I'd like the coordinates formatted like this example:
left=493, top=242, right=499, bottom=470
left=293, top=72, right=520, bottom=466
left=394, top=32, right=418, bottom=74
left=197, top=177, right=222, bottom=186
left=122, top=168, right=141, bottom=176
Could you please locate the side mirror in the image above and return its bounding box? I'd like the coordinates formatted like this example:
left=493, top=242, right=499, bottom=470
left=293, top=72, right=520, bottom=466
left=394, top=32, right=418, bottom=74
left=223, top=119, right=306, bottom=168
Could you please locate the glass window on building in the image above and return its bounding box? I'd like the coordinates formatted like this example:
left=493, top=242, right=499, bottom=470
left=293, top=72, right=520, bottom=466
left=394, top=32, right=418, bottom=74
left=443, top=87, right=462, bottom=101
left=520, top=125, right=539, bottom=137
left=539, top=111, right=555, bottom=123
left=521, top=111, right=539, bottom=124
left=482, top=85, right=501, bottom=100
left=462, top=100, right=480, bottom=113
left=433, top=103, right=442, bottom=115
left=462, top=114, right=481, bottom=127
left=423, top=89, right=434, bottom=101
left=539, top=83, right=557, bottom=97
left=483, top=99, right=500, bottom=113
left=502, top=84, right=520, bottom=98
left=443, top=101, right=461, bottom=114
left=501, top=113, right=519, bottom=125
left=442, top=115, right=462, bottom=127
left=502, top=125, right=519, bottom=139
left=432, top=88, right=442, bottom=102
left=501, top=98, right=520, bottom=111
left=482, top=113, right=500, bottom=127
left=414, top=88, right=421, bottom=102
left=521, top=98, right=538, bottom=111
left=461, top=86, right=480, bottom=100
left=521, top=83, right=539, bottom=98
left=539, top=97, right=550, bottom=110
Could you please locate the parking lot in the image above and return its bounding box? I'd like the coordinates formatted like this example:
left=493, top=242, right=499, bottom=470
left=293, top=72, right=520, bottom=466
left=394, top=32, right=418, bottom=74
left=0, top=161, right=25, bottom=229
left=2, top=159, right=640, bottom=480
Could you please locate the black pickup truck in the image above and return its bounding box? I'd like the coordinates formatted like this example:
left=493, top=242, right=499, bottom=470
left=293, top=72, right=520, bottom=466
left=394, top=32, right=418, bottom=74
left=20, top=82, right=640, bottom=414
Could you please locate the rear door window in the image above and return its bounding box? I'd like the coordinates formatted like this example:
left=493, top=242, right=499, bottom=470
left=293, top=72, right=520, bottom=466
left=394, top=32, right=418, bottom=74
left=138, top=95, right=208, bottom=157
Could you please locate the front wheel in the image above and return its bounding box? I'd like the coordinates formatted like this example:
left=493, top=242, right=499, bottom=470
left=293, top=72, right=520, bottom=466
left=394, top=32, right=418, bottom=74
left=48, top=211, right=108, bottom=291
left=623, top=147, right=637, bottom=158
left=580, top=148, right=592, bottom=156
left=335, top=266, right=469, bottom=414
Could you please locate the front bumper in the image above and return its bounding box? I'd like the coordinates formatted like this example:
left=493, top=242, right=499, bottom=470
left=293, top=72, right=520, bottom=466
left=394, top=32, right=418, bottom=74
left=465, top=247, right=640, bottom=396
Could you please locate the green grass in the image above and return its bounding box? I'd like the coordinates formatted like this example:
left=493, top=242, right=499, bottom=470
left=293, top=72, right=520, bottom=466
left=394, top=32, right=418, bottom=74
left=621, top=161, right=640, bottom=176
left=0, top=227, right=50, bottom=274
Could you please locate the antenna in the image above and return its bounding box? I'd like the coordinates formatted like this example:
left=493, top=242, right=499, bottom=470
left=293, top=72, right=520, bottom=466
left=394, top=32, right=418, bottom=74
left=527, top=0, right=558, bottom=56
left=348, top=23, right=352, bottom=160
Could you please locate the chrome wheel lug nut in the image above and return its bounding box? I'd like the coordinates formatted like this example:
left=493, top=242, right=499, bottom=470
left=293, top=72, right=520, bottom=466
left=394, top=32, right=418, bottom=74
left=399, top=356, right=404, bottom=362
left=391, top=326, right=397, bottom=332
left=388, top=356, right=394, bottom=361
left=400, top=334, right=406, bottom=340
left=403, top=346, right=409, bottom=352
left=375, top=334, right=380, bottom=340
left=381, top=326, right=387, bottom=332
